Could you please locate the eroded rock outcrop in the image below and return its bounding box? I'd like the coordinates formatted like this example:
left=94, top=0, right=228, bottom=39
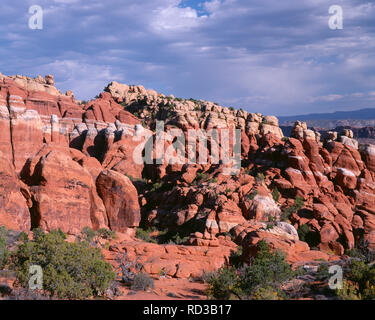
left=26, top=149, right=108, bottom=235
left=0, top=152, right=30, bottom=231
left=96, top=170, right=141, bottom=235
left=2, top=72, right=375, bottom=270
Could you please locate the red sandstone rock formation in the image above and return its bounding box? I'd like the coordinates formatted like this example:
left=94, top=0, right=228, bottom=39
left=2, top=73, right=375, bottom=272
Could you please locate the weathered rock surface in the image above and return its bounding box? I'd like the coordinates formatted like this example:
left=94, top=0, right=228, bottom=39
left=96, top=170, right=141, bottom=234
left=26, top=150, right=108, bottom=235
left=0, top=152, right=30, bottom=231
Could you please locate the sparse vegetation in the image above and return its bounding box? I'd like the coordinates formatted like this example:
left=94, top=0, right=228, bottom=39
left=0, top=226, right=10, bottom=269
left=79, top=227, right=116, bottom=246
left=297, top=224, right=320, bottom=247
left=135, top=228, right=157, bottom=244
left=247, top=190, right=258, bottom=201
left=193, top=172, right=215, bottom=185
left=11, top=229, right=115, bottom=299
left=131, top=273, right=155, bottom=291
left=335, top=241, right=375, bottom=300
left=280, top=197, right=304, bottom=222
left=272, top=187, right=280, bottom=202
left=204, top=240, right=294, bottom=300
left=97, top=228, right=116, bottom=240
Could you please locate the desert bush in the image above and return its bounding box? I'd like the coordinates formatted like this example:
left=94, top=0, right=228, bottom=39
left=247, top=190, right=258, bottom=200
left=228, top=246, right=243, bottom=268
left=131, top=273, right=155, bottom=291
left=115, top=252, right=143, bottom=284
left=315, top=262, right=330, bottom=281
left=297, top=224, right=320, bottom=247
left=0, top=227, right=10, bottom=269
left=156, top=230, right=189, bottom=245
left=11, top=229, right=115, bottom=299
left=336, top=279, right=361, bottom=300
left=81, top=226, right=97, bottom=243
left=252, top=286, right=283, bottom=300
left=343, top=259, right=375, bottom=299
left=150, top=182, right=164, bottom=192
left=238, top=241, right=294, bottom=297
left=194, top=172, right=209, bottom=184
left=272, top=187, right=280, bottom=202
left=205, top=240, right=294, bottom=300
left=346, top=239, right=375, bottom=263
left=167, top=233, right=189, bottom=245
left=280, top=196, right=304, bottom=221
left=334, top=243, right=375, bottom=300
left=97, top=228, right=116, bottom=240
left=204, top=266, right=240, bottom=300
left=135, top=228, right=157, bottom=243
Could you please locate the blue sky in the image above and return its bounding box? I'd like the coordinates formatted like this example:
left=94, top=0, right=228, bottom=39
left=1, top=0, right=375, bottom=116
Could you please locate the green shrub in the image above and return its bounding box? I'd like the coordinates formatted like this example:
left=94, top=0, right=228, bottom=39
left=297, top=224, right=320, bottom=247
left=243, top=168, right=252, bottom=175
left=272, top=187, right=280, bottom=202
left=252, top=286, right=283, bottom=300
left=334, top=246, right=375, bottom=300
left=81, top=226, right=96, bottom=243
left=315, top=262, right=330, bottom=281
left=247, top=190, right=258, bottom=200
left=150, top=182, right=164, bottom=193
left=280, top=197, right=304, bottom=222
left=239, top=241, right=294, bottom=297
left=0, top=227, right=9, bottom=269
left=156, top=230, right=189, bottom=245
left=131, top=273, right=155, bottom=291
left=204, top=266, right=240, bottom=300
left=346, top=239, right=375, bottom=263
left=229, top=246, right=243, bottom=268
left=194, top=172, right=209, bottom=184
left=205, top=240, right=294, bottom=300
left=11, top=229, right=115, bottom=299
left=336, top=279, right=361, bottom=300
left=135, top=228, right=157, bottom=244
left=97, top=228, right=116, bottom=240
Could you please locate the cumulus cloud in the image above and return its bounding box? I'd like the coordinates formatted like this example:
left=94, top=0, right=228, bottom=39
left=0, top=0, right=374, bottom=115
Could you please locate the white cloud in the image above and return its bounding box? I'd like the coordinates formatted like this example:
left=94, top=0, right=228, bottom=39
left=1, top=0, right=375, bottom=115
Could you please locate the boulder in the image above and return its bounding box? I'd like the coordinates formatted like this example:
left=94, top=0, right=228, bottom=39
left=27, top=150, right=108, bottom=235
left=96, top=170, right=141, bottom=234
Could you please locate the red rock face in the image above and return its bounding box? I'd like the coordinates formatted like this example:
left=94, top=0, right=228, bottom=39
left=83, top=92, right=140, bottom=125
left=27, top=150, right=108, bottom=235
left=96, top=170, right=141, bottom=234
left=0, top=152, right=31, bottom=231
